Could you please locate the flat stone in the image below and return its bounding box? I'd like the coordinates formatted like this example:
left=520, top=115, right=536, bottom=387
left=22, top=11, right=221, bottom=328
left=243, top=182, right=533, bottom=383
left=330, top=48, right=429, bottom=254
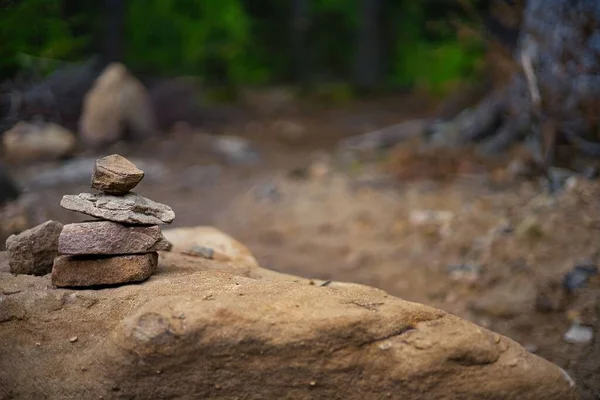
left=91, top=154, right=144, bottom=195
left=6, top=220, right=63, bottom=275
left=51, top=253, right=158, bottom=287
left=60, top=192, right=175, bottom=225
left=59, top=222, right=171, bottom=255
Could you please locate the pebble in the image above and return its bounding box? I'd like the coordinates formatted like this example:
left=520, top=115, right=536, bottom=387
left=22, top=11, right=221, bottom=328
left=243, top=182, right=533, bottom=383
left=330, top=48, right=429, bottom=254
left=447, top=264, right=481, bottom=282
left=183, top=246, right=214, bottom=259
left=563, top=323, right=594, bottom=344
left=524, top=344, right=538, bottom=353
left=253, top=183, right=281, bottom=203
left=69, top=336, right=78, bottom=343
left=211, top=135, right=261, bottom=165
left=409, top=209, right=454, bottom=226
left=562, top=263, right=598, bottom=292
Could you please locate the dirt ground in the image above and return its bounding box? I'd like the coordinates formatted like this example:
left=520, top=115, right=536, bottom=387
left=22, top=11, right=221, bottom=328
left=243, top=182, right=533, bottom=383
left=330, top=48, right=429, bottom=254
left=4, top=94, right=600, bottom=397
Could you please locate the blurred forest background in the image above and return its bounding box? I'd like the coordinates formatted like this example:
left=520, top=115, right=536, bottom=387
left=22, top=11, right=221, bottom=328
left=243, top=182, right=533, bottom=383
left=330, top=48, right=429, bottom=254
left=0, top=0, right=500, bottom=98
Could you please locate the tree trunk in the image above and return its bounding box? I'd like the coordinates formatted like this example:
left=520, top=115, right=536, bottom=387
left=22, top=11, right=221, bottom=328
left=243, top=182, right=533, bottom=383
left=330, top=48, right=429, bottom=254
left=354, top=0, right=383, bottom=91
left=339, top=0, right=600, bottom=189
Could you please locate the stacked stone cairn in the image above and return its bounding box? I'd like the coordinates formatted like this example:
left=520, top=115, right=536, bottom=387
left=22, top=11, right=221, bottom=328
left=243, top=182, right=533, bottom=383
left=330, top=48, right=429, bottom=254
left=51, top=154, right=174, bottom=288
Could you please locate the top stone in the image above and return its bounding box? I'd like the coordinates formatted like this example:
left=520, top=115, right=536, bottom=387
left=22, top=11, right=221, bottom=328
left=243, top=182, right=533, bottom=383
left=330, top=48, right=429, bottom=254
left=91, top=154, right=144, bottom=195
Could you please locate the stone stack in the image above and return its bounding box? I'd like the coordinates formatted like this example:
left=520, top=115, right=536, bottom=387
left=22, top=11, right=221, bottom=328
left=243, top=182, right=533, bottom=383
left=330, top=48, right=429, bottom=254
left=51, top=154, right=174, bottom=287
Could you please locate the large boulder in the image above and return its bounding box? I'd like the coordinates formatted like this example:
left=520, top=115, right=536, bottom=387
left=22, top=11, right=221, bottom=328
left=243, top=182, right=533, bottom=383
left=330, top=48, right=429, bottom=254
left=78, top=62, right=157, bottom=148
left=1, top=121, right=77, bottom=164
left=0, top=226, right=577, bottom=399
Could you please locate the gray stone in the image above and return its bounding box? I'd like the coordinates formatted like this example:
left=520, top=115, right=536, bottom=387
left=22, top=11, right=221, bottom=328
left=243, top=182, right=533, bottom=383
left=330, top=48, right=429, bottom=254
left=60, top=192, right=175, bottom=225
left=91, top=154, right=144, bottom=194
left=59, top=221, right=171, bottom=255
left=211, top=135, right=261, bottom=165
left=6, top=220, right=63, bottom=275
left=51, top=253, right=158, bottom=287
left=563, top=323, right=594, bottom=344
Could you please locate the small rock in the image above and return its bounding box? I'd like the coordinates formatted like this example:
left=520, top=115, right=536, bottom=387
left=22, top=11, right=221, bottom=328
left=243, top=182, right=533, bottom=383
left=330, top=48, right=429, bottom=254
left=562, top=263, right=598, bottom=293
left=547, top=167, right=577, bottom=193
left=69, top=336, right=78, bottom=343
left=253, top=183, right=281, bottom=203
left=51, top=253, right=158, bottom=287
left=61, top=192, right=175, bottom=225
left=6, top=220, right=63, bottom=276
left=212, top=135, right=261, bottom=165
left=308, top=161, right=330, bottom=179
left=447, top=264, right=481, bottom=283
left=524, top=344, right=538, bottom=353
left=181, top=246, right=214, bottom=259
left=59, top=221, right=171, bottom=255
left=273, top=120, right=306, bottom=142
left=409, top=210, right=454, bottom=226
left=91, top=154, right=144, bottom=195
left=563, top=323, right=594, bottom=344
left=506, top=159, right=532, bottom=179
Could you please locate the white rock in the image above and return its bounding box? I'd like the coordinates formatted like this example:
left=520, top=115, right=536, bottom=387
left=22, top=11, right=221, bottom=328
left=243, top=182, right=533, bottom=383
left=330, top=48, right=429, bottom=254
left=563, top=323, right=593, bottom=344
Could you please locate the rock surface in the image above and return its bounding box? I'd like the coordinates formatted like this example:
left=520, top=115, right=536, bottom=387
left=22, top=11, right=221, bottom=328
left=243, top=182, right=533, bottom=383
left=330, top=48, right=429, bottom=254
left=51, top=253, right=158, bottom=287
left=0, top=226, right=577, bottom=399
left=91, top=154, right=145, bottom=194
left=59, top=221, right=171, bottom=255
left=5, top=220, right=63, bottom=276
left=60, top=192, right=175, bottom=225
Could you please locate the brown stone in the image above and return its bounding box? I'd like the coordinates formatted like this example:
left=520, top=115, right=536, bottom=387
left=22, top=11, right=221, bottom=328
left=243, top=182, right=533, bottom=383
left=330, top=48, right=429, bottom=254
left=51, top=253, right=158, bottom=287
left=79, top=63, right=157, bottom=149
left=59, top=221, right=171, bottom=255
left=6, top=220, right=63, bottom=276
left=91, top=154, right=144, bottom=194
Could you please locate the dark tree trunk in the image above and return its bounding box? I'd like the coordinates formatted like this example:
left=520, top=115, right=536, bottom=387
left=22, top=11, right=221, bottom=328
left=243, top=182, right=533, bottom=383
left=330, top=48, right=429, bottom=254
left=433, top=0, right=600, bottom=189
left=290, top=0, right=310, bottom=86
left=354, top=0, right=383, bottom=91
left=103, top=0, right=126, bottom=65
left=339, top=0, right=600, bottom=189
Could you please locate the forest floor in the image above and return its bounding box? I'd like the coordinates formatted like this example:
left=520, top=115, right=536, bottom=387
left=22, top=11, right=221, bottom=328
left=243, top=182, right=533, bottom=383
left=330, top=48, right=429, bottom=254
left=8, top=93, right=600, bottom=397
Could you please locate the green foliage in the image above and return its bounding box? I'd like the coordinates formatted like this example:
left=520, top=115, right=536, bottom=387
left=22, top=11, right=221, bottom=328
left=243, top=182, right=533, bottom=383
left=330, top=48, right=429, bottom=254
left=388, top=2, right=484, bottom=95
left=0, top=0, right=486, bottom=96
left=126, top=0, right=268, bottom=85
left=392, top=36, right=484, bottom=95
left=0, top=0, right=89, bottom=76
